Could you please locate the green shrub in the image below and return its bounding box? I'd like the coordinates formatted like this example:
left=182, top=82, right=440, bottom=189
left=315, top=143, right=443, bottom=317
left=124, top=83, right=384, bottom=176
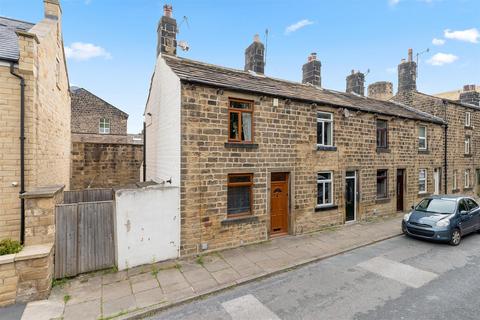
left=0, top=239, right=23, bottom=256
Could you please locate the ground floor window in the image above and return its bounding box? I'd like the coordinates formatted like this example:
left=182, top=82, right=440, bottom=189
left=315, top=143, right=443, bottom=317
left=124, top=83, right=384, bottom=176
left=465, top=169, right=471, bottom=188
left=376, top=170, right=388, bottom=199
left=227, top=174, right=253, bottom=216
left=317, top=172, right=333, bottom=206
left=419, top=169, right=427, bottom=193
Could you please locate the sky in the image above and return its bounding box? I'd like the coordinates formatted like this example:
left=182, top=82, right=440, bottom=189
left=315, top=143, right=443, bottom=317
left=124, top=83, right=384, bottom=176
left=0, top=0, right=479, bottom=133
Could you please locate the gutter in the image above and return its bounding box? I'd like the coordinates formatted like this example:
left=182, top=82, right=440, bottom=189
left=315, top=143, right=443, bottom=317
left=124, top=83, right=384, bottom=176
left=143, top=121, right=146, bottom=182
left=444, top=124, right=448, bottom=194
left=10, top=63, right=26, bottom=245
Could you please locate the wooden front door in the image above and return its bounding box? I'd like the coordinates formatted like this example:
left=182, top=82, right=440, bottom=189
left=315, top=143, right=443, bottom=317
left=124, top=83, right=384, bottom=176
left=270, top=173, right=289, bottom=235
left=396, top=169, right=404, bottom=212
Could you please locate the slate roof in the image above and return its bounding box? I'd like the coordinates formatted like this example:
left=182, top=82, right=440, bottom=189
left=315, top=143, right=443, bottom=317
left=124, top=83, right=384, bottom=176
left=0, top=17, right=35, bottom=62
left=163, top=55, right=445, bottom=125
left=70, top=87, right=129, bottom=118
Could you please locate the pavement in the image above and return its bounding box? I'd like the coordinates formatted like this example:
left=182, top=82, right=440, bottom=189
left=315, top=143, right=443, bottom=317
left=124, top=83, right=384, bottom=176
left=146, top=230, right=480, bottom=320
left=16, top=213, right=403, bottom=320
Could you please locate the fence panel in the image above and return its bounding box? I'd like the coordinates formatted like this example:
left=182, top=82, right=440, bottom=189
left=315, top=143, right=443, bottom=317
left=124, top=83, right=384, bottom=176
left=55, top=200, right=114, bottom=278
left=64, top=189, right=113, bottom=204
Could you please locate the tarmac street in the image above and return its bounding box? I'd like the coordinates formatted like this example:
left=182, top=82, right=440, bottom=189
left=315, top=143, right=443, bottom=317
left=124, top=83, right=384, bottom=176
left=147, top=233, right=480, bottom=320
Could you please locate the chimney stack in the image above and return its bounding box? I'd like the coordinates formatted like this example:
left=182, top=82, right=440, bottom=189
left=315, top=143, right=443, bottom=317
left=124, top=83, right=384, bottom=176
left=346, top=70, right=365, bottom=96
left=157, top=4, right=177, bottom=56
left=397, top=48, right=417, bottom=93
left=44, top=0, right=61, bottom=20
left=368, top=81, right=393, bottom=101
left=244, top=34, right=265, bottom=74
left=459, top=84, right=480, bottom=106
left=302, top=53, right=321, bottom=87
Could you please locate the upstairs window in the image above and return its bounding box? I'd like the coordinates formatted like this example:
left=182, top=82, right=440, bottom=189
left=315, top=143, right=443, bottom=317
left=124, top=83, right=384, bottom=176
left=419, top=169, right=427, bottom=193
left=317, top=172, right=333, bottom=206
left=465, top=136, right=471, bottom=155
left=228, top=99, right=253, bottom=143
left=419, top=126, right=427, bottom=150
left=317, top=112, right=333, bottom=146
left=376, top=120, right=388, bottom=149
left=453, top=170, right=458, bottom=190
left=99, top=118, right=110, bottom=134
left=227, top=174, right=253, bottom=216
left=465, top=169, right=471, bottom=188
left=465, top=112, right=471, bottom=127
left=376, top=170, right=388, bottom=199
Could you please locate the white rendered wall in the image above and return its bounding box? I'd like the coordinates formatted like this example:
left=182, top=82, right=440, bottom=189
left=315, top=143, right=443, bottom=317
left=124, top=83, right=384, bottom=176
left=144, top=55, right=181, bottom=187
left=115, top=185, right=180, bottom=270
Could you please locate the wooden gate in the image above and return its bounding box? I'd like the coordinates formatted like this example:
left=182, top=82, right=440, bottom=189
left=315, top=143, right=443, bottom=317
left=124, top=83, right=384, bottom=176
left=55, top=191, right=115, bottom=278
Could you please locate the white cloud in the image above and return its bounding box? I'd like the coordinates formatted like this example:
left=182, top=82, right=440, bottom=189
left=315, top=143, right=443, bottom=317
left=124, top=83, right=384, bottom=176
left=386, top=67, right=397, bottom=74
left=444, top=28, right=479, bottom=43
left=85, top=0, right=92, bottom=4
left=427, top=53, right=458, bottom=66
left=388, top=0, right=400, bottom=5
left=285, top=19, right=314, bottom=35
left=432, top=38, right=445, bottom=46
left=65, top=42, right=111, bottom=61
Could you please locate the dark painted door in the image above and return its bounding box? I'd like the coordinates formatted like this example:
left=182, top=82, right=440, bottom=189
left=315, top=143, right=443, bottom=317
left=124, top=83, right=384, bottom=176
left=397, top=170, right=405, bottom=212
left=345, top=172, right=356, bottom=222
left=270, top=173, right=289, bottom=235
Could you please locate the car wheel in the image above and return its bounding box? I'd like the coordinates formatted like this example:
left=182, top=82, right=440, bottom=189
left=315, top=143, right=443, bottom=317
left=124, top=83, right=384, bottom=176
left=450, top=228, right=461, bottom=246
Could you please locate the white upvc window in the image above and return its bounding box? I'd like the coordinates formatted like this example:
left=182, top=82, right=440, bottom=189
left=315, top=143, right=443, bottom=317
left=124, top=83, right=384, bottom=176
left=465, top=136, right=471, bottom=155
left=99, top=118, right=110, bottom=134
left=419, top=169, right=427, bottom=194
left=453, top=170, right=458, bottom=190
left=419, top=125, right=427, bottom=150
left=317, top=172, right=333, bottom=206
left=465, top=169, right=471, bottom=188
left=465, top=112, right=471, bottom=127
left=317, top=112, right=333, bottom=147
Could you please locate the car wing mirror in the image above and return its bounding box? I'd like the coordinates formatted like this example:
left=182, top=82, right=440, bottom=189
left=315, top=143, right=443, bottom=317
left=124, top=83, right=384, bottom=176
left=411, top=205, right=415, bottom=210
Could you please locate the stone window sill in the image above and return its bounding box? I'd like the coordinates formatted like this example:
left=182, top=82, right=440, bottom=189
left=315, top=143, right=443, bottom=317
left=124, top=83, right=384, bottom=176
left=315, top=205, right=338, bottom=212
left=465, top=126, right=473, bottom=130
left=463, top=187, right=473, bottom=191
left=452, top=189, right=460, bottom=194
left=376, top=148, right=390, bottom=154
left=418, top=149, right=430, bottom=154
left=464, top=154, right=472, bottom=158
left=418, top=192, right=431, bottom=197
left=316, top=145, right=337, bottom=152
left=221, top=215, right=259, bottom=226
left=224, top=142, right=259, bottom=149
left=375, top=198, right=391, bottom=204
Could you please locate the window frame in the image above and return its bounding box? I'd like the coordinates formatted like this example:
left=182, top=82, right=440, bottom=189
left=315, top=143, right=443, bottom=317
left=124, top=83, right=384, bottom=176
left=228, top=98, right=254, bottom=144
left=453, top=170, right=458, bottom=190
left=464, top=136, right=471, bottom=155
left=465, top=169, right=471, bottom=189
left=99, top=118, right=110, bottom=134
left=376, top=119, right=388, bottom=149
left=418, top=125, right=427, bottom=150
left=317, top=112, right=334, bottom=147
left=317, top=171, right=334, bottom=207
left=227, top=173, right=253, bottom=217
left=419, top=169, right=427, bottom=194
left=376, top=169, right=388, bottom=199
left=465, top=112, right=471, bottom=127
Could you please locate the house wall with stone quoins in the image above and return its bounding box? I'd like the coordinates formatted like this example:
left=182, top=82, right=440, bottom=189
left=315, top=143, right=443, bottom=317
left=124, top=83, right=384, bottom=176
left=394, top=91, right=480, bottom=196
left=0, top=9, right=70, bottom=241
left=179, top=84, right=445, bottom=256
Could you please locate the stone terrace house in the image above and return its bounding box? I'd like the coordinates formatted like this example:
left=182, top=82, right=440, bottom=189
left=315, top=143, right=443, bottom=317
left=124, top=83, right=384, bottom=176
left=145, top=6, right=446, bottom=256
left=391, top=50, right=480, bottom=197
left=0, top=0, right=70, bottom=242
left=70, top=87, right=143, bottom=189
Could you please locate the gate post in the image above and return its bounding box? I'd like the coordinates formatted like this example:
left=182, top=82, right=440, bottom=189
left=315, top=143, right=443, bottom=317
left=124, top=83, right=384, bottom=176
left=20, top=185, right=65, bottom=246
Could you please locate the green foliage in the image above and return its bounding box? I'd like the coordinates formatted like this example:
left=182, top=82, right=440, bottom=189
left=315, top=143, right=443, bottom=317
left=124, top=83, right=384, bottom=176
left=196, top=255, right=204, bottom=266
left=63, top=295, right=71, bottom=304
left=52, top=278, right=68, bottom=288
left=0, top=239, right=22, bottom=256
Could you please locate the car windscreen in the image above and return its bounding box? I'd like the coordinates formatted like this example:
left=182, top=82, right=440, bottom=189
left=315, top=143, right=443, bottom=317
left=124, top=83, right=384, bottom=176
left=415, top=198, right=457, bottom=214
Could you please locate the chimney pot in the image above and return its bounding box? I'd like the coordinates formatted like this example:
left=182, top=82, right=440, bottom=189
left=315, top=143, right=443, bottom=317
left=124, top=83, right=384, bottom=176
left=408, top=48, right=413, bottom=62
left=463, top=84, right=476, bottom=92
left=253, top=34, right=260, bottom=42
left=163, top=4, right=173, bottom=17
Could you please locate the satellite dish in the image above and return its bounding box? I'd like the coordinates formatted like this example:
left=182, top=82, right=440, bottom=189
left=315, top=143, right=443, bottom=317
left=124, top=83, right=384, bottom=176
left=178, top=40, right=190, bottom=52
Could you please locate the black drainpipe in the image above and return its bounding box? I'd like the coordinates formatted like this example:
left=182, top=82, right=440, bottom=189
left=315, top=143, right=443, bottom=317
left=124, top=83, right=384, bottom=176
left=10, top=63, right=26, bottom=245
left=143, top=121, right=146, bottom=182
left=444, top=124, right=448, bottom=194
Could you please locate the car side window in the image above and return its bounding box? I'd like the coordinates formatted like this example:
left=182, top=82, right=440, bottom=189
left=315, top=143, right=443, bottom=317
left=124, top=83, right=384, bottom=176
left=466, top=199, right=479, bottom=211
left=458, top=200, right=469, bottom=213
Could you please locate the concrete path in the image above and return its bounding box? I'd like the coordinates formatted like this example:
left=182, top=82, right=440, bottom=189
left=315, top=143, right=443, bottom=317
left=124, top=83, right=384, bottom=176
left=21, top=213, right=403, bottom=320
left=145, top=231, right=480, bottom=320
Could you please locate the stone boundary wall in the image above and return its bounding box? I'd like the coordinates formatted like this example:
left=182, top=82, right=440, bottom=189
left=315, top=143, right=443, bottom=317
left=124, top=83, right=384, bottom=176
left=71, top=141, right=143, bottom=190
left=0, top=244, right=54, bottom=307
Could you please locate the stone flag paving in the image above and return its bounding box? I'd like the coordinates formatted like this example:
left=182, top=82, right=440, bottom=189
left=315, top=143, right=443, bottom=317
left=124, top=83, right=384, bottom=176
left=20, top=214, right=402, bottom=320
